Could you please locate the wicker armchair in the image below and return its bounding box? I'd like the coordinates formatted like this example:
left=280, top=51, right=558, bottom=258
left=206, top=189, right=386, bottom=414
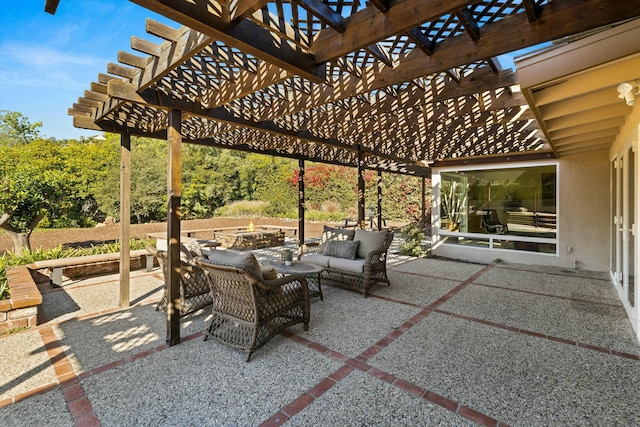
left=147, top=245, right=212, bottom=316
left=196, top=257, right=310, bottom=362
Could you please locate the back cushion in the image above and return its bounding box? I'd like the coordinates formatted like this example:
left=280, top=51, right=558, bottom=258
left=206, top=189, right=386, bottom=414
left=207, top=250, right=262, bottom=279
left=354, top=229, right=388, bottom=259
left=319, top=225, right=356, bottom=252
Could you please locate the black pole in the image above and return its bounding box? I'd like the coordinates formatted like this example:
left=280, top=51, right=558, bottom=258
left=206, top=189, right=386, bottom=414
left=298, top=158, right=305, bottom=257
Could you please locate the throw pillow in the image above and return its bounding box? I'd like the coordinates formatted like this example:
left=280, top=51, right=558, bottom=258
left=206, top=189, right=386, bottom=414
left=318, top=225, right=356, bottom=252
left=353, top=229, right=388, bottom=259
left=323, top=240, right=360, bottom=259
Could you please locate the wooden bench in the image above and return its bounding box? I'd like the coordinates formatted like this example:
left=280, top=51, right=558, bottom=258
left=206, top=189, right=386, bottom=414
left=30, top=249, right=154, bottom=287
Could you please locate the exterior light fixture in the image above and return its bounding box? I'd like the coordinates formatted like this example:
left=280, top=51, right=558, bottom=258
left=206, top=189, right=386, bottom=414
left=617, top=82, right=638, bottom=106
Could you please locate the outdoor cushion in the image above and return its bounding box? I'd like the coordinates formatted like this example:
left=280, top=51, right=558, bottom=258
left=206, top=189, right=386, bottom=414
left=318, top=225, right=356, bottom=252
left=301, top=253, right=332, bottom=268
left=207, top=250, right=263, bottom=279
left=328, top=257, right=366, bottom=274
left=260, top=265, right=278, bottom=281
left=354, top=229, right=388, bottom=259
left=323, top=240, right=359, bottom=259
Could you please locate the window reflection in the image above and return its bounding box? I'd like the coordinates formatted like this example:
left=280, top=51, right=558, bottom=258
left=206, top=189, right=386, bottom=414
left=440, top=164, right=557, bottom=252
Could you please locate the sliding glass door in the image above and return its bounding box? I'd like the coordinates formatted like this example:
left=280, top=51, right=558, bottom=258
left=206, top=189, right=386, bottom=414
left=611, top=141, right=638, bottom=339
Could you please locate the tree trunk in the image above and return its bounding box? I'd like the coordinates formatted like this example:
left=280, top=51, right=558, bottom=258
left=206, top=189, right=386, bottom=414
left=0, top=211, right=42, bottom=256
left=6, top=230, right=31, bottom=256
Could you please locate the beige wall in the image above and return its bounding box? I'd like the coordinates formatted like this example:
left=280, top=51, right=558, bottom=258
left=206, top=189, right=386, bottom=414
left=433, top=153, right=611, bottom=271
left=610, top=102, right=639, bottom=157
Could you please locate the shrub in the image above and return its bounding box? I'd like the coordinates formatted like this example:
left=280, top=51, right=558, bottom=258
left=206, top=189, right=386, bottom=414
left=305, top=210, right=345, bottom=222
left=215, top=200, right=269, bottom=217
left=399, top=222, right=430, bottom=258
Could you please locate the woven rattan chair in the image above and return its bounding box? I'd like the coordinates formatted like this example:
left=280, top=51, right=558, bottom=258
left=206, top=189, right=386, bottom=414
left=196, top=257, right=310, bottom=362
left=147, top=245, right=212, bottom=316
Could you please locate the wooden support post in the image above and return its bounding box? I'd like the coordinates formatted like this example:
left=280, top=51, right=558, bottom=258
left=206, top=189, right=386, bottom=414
left=377, top=170, right=383, bottom=230
left=119, top=133, right=131, bottom=308
left=166, top=109, right=182, bottom=346
left=298, top=158, right=305, bottom=256
left=422, top=176, right=427, bottom=229
left=357, top=147, right=366, bottom=228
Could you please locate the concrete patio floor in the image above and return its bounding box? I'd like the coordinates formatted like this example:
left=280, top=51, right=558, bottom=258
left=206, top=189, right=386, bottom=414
left=1, top=247, right=639, bottom=426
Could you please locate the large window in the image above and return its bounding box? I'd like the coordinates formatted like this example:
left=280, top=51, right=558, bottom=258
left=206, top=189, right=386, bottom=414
left=438, top=163, right=557, bottom=254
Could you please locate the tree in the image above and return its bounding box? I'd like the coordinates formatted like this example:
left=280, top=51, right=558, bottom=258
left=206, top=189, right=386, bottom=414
left=0, top=111, right=42, bottom=146
left=0, top=139, right=66, bottom=255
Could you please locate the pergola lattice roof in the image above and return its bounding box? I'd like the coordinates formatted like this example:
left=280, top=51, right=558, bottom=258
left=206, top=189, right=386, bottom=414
left=67, top=0, right=640, bottom=175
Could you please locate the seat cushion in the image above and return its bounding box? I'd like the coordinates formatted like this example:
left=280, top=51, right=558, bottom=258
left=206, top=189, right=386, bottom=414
left=328, top=257, right=366, bottom=273
left=323, top=240, right=359, bottom=259
left=354, top=229, right=388, bottom=259
left=206, top=250, right=263, bottom=279
left=301, top=253, right=331, bottom=268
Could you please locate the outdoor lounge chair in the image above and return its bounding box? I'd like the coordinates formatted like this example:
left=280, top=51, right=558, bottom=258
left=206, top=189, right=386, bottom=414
left=196, top=257, right=310, bottom=361
left=147, top=245, right=212, bottom=316
left=482, top=209, right=508, bottom=234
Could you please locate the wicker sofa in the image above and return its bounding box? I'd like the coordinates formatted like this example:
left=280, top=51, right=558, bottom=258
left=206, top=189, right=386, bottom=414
left=301, top=226, right=394, bottom=297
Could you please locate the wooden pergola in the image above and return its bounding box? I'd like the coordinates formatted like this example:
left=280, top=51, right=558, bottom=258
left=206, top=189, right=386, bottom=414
left=48, top=0, right=640, bottom=344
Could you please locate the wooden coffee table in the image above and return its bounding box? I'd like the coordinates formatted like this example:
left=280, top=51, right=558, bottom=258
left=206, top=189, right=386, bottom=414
left=268, top=260, right=324, bottom=300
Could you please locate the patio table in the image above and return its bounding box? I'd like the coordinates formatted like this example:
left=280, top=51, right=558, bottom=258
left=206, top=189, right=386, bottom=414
left=268, top=260, right=324, bottom=300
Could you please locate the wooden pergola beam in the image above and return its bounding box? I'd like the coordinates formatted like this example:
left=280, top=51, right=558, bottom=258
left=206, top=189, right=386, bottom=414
left=131, top=0, right=326, bottom=84
left=293, top=0, right=347, bottom=33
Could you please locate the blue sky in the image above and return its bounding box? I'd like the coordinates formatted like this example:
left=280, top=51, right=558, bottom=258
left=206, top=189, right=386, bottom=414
left=0, top=1, right=176, bottom=140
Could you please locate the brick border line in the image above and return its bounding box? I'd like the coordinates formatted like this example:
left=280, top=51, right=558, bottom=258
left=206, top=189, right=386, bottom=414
left=432, top=308, right=640, bottom=361
left=41, top=325, right=100, bottom=427
left=264, top=263, right=508, bottom=427
left=492, top=265, right=611, bottom=282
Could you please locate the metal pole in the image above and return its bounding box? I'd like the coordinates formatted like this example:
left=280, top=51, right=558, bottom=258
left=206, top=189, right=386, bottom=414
left=119, top=133, right=131, bottom=308
left=166, top=109, right=182, bottom=346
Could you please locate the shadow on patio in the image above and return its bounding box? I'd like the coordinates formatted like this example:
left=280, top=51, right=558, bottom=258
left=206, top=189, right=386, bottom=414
left=1, top=246, right=639, bottom=426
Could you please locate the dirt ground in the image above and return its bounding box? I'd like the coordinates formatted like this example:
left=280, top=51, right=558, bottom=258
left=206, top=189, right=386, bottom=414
left=0, top=217, right=329, bottom=254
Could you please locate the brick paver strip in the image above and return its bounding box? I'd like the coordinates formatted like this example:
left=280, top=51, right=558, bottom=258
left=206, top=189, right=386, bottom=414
left=37, top=326, right=99, bottom=427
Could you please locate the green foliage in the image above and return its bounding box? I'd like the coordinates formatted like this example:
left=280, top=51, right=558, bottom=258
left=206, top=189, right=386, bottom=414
left=92, top=134, right=167, bottom=223
left=0, top=139, right=68, bottom=242
left=399, top=222, right=430, bottom=258
left=0, top=263, right=7, bottom=300
left=215, top=200, right=269, bottom=217
left=304, top=210, right=345, bottom=222
left=0, top=111, right=41, bottom=146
